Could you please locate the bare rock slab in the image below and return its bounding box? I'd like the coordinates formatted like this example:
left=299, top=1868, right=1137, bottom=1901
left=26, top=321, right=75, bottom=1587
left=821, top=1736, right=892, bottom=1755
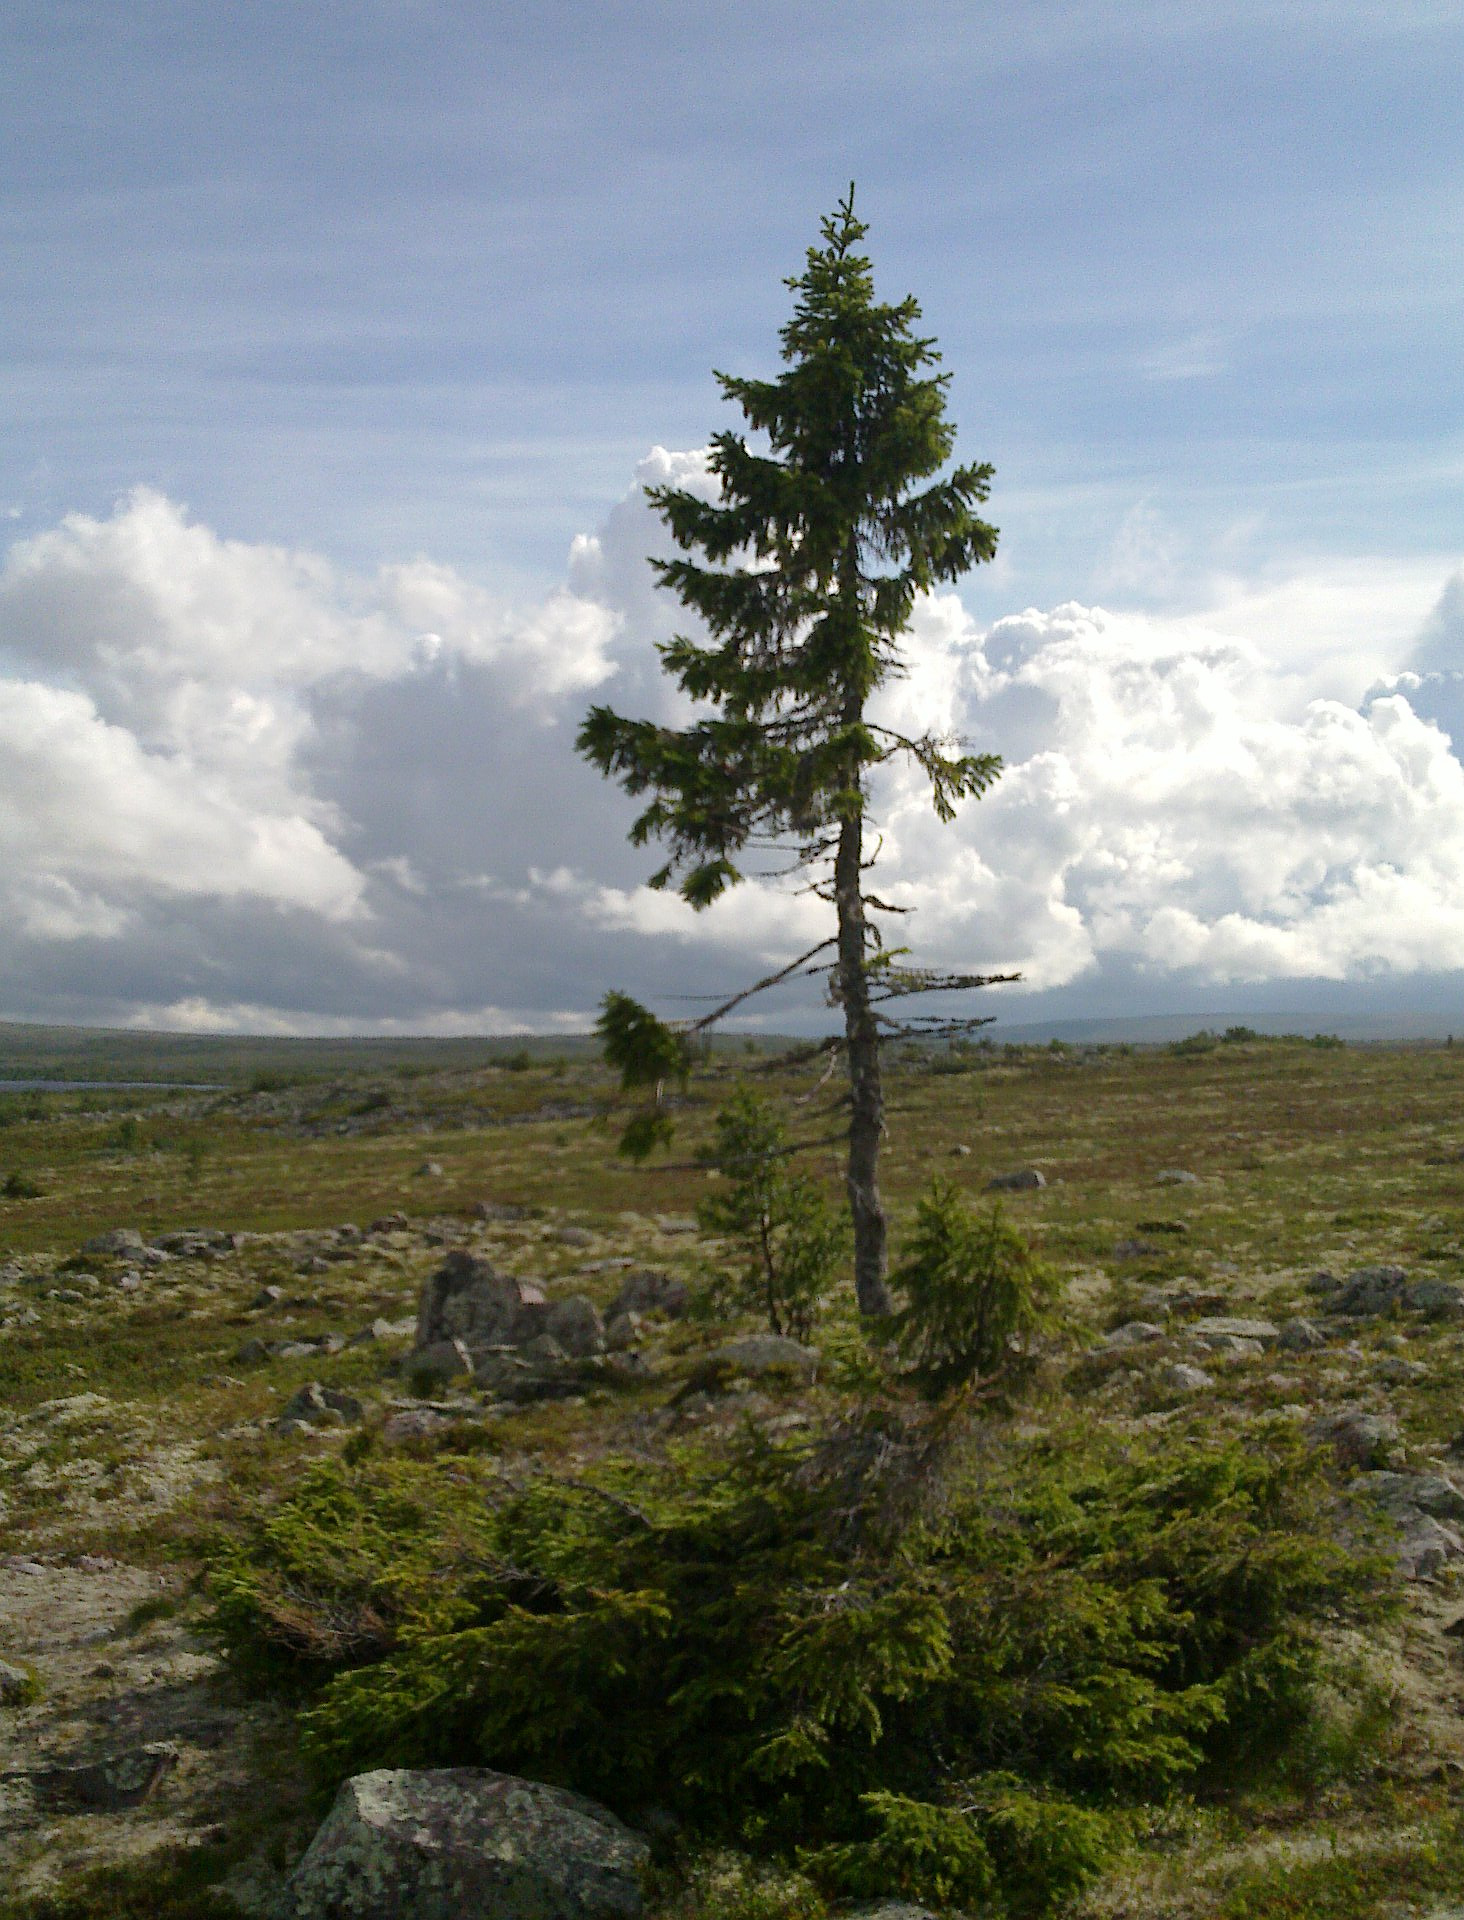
left=287, top=1768, right=649, bottom=1920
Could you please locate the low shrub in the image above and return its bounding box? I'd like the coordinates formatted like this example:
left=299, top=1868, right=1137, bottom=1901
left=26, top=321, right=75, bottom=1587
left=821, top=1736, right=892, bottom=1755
left=212, top=1416, right=1388, bottom=1915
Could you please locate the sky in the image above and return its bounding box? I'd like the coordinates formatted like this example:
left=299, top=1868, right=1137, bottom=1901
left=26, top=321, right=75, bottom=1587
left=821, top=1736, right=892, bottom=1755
left=3, top=0, right=1463, bottom=1036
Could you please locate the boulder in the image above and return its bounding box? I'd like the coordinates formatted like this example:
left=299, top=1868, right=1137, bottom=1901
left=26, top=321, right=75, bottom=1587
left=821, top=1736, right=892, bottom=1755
left=554, top=1225, right=596, bottom=1248
left=1278, top=1317, right=1327, bottom=1352
left=604, top=1311, right=642, bottom=1353
left=1190, top=1316, right=1280, bottom=1348
left=1352, top=1470, right=1464, bottom=1524
left=608, top=1270, right=689, bottom=1320
left=1102, top=1321, right=1166, bottom=1350
left=416, top=1252, right=544, bottom=1354
left=1330, top=1265, right=1409, bottom=1316
left=35, top=1741, right=178, bottom=1812
left=0, top=1657, right=35, bottom=1705
left=545, top=1296, right=605, bottom=1359
left=80, top=1227, right=148, bottom=1258
left=1397, top=1514, right=1464, bottom=1580
left=287, top=1768, right=648, bottom=1920
left=703, top=1335, right=819, bottom=1381
left=1311, top=1406, right=1400, bottom=1469
left=1161, top=1363, right=1213, bottom=1392
left=985, top=1168, right=1045, bottom=1192
left=1404, top=1279, right=1464, bottom=1318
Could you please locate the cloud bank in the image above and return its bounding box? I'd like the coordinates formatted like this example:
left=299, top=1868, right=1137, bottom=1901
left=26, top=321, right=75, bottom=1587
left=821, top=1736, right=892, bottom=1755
left=3, top=454, right=1462, bottom=1032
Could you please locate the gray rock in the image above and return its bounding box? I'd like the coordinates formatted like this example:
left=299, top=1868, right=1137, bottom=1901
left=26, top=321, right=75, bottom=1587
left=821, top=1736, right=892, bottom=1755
left=608, top=1270, right=688, bottom=1320
left=1191, top=1316, right=1281, bottom=1347
left=705, top=1335, right=819, bottom=1380
left=473, top=1201, right=531, bottom=1223
left=653, top=1214, right=699, bottom=1234
left=544, top=1296, right=605, bottom=1359
left=1312, top=1406, right=1400, bottom=1468
left=279, top=1383, right=364, bottom=1429
left=1155, top=1169, right=1199, bottom=1185
left=80, top=1227, right=148, bottom=1258
left=1331, top=1265, right=1409, bottom=1316
left=1405, top=1279, right=1464, bottom=1318
left=1278, top=1317, right=1328, bottom=1352
left=0, top=1658, right=34, bottom=1705
left=554, top=1226, right=596, bottom=1248
left=287, top=1768, right=648, bottom=1920
left=1102, top=1321, right=1166, bottom=1349
left=1376, top=1354, right=1429, bottom=1384
left=949, top=1143, right=972, bottom=1157
left=408, top=1339, right=474, bottom=1388
left=35, top=1741, right=178, bottom=1811
left=1161, top=1363, right=1213, bottom=1392
left=250, top=1284, right=286, bottom=1308
left=1397, top=1514, right=1464, bottom=1579
left=850, top=1907, right=943, bottom=1920
left=1353, top=1470, right=1464, bottom=1523
left=382, top=1408, right=455, bottom=1443
left=1112, top=1238, right=1159, bottom=1260
left=1305, top=1270, right=1342, bottom=1296
left=520, top=1333, right=571, bottom=1368
left=985, top=1168, right=1045, bottom=1192
left=417, top=1160, right=445, bottom=1179
left=416, top=1251, right=545, bottom=1354
left=604, top=1311, right=642, bottom=1353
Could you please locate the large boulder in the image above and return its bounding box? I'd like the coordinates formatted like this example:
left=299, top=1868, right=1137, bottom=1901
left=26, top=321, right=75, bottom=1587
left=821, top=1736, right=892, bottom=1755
left=545, top=1296, right=605, bottom=1359
left=608, top=1270, right=688, bottom=1320
left=286, top=1767, right=649, bottom=1920
left=416, top=1252, right=546, bottom=1355
left=1330, top=1265, right=1409, bottom=1316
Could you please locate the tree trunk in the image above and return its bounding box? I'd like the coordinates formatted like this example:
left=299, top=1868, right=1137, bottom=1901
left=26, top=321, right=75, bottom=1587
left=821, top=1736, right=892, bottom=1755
left=835, top=808, right=892, bottom=1318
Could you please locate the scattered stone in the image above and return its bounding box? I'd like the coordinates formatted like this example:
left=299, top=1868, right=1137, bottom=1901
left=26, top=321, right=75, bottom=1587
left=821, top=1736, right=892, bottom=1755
left=554, top=1226, right=595, bottom=1248
left=702, top=1335, right=819, bottom=1381
left=1102, top=1321, right=1166, bottom=1350
left=1330, top=1265, right=1409, bottom=1316
left=473, top=1201, right=531, bottom=1223
left=35, top=1741, right=178, bottom=1812
left=286, top=1767, right=649, bottom=1920
left=1405, top=1278, right=1464, bottom=1318
left=1161, top=1363, right=1213, bottom=1392
left=381, top=1407, right=455, bottom=1443
left=1155, top=1169, right=1199, bottom=1185
left=608, top=1270, right=688, bottom=1320
left=279, top=1382, right=364, bottom=1430
left=653, top=1215, right=699, bottom=1235
left=1311, top=1406, right=1400, bottom=1469
left=1113, top=1238, right=1159, bottom=1261
left=0, top=1658, right=35, bottom=1705
left=250, top=1284, right=286, bottom=1308
left=1191, top=1316, right=1281, bottom=1348
left=545, top=1296, right=605, bottom=1359
left=235, top=1338, right=271, bottom=1366
left=949, top=1144, right=971, bottom=1157
left=1278, top=1317, right=1328, bottom=1352
left=1305, top=1270, right=1342, bottom=1296
left=985, top=1168, right=1045, bottom=1192
left=1377, top=1355, right=1429, bottom=1384
left=417, top=1160, right=445, bottom=1179
left=370, top=1211, right=409, bottom=1231
left=604, top=1311, right=642, bottom=1353
left=116, top=1269, right=143, bottom=1292
left=80, top=1227, right=148, bottom=1258
left=297, top=1255, right=332, bottom=1276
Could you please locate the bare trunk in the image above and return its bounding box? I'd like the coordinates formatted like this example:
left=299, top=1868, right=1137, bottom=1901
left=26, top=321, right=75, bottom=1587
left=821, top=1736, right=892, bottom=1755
left=836, top=808, right=892, bottom=1318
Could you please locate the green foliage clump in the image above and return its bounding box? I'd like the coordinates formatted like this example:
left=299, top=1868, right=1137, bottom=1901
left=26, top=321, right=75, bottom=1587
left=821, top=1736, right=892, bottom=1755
left=213, top=1417, right=1386, bottom=1916
left=890, top=1180, right=1060, bottom=1393
left=697, top=1086, right=848, bottom=1339
left=1, top=1170, right=43, bottom=1199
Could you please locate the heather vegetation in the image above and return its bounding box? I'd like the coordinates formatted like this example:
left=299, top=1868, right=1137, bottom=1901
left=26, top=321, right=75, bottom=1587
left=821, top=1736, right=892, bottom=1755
left=2, top=1031, right=1464, bottom=1915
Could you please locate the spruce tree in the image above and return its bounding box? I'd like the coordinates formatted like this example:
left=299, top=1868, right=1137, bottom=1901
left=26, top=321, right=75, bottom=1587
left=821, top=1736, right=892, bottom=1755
left=578, top=189, right=1004, bottom=1317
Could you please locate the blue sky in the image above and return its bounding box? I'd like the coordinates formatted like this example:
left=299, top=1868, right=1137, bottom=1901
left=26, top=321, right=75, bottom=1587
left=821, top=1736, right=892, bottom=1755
left=3, top=2, right=1464, bottom=1033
